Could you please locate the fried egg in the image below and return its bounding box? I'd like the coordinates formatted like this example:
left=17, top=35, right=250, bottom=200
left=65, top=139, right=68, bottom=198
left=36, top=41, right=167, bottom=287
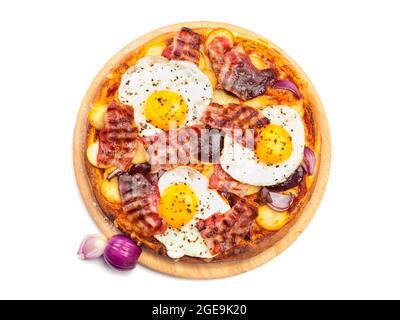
left=155, top=166, right=230, bottom=259
left=119, top=56, right=213, bottom=136
left=220, top=105, right=305, bottom=186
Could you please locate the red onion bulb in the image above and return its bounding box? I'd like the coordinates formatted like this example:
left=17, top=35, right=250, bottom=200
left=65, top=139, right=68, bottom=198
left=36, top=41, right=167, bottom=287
left=103, top=235, right=142, bottom=271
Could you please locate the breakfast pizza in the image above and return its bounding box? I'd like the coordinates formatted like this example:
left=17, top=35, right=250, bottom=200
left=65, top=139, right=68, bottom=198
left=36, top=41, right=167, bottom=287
left=83, top=25, right=321, bottom=263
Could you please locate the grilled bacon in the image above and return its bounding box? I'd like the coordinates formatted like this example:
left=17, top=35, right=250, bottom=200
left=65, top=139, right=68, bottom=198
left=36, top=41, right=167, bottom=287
left=209, top=164, right=252, bottom=197
left=201, top=102, right=269, bottom=131
left=207, top=36, right=276, bottom=100
left=196, top=199, right=257, bottom=255
left=118, top=173, right=167, bottom=237
left=162, top=27, right=201, bottom=64
left=97, top=102, right=138, bottom=171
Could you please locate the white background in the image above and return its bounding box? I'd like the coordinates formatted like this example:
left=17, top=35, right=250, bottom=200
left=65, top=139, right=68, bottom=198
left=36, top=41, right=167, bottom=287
left=0, top=0, right=399, bottom=300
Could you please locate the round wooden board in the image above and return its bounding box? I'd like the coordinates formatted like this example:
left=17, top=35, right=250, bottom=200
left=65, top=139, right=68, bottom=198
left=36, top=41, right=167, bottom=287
left=73, top=21, right=331, bottom=279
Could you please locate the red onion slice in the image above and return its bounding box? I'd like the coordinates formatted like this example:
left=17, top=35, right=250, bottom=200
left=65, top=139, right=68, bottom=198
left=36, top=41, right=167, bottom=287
left=272, top=79, right=301, bottom=99
left=302, top=146, right=316, bottom=176
left=267, top=191, right=294, bottom=212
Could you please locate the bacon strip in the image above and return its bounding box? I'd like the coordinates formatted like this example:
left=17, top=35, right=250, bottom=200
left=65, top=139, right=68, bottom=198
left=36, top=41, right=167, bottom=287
left=141, top=126, right=202, bottom=173
left=207, top=36, right=276, bottom=100
left=97, top=102, right=138, bottom=171
left=201, top=102, right=269, bottom=131
left=162, top=27, right=201, bottom=64
left=209, top=164, right=251, bottom=197
left=196, top=199, right=257, bottom=255
left=207, top=36, right=233, bottom=75
left=118, top=173, right=167, bottom=237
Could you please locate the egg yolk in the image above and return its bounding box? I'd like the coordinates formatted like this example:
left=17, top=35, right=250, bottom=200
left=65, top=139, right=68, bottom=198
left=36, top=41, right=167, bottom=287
left=145, top=90, right=188, bottom=130
left=158, top=183, right=199, bottom=229
left=255, top=124, right=293, bottom=164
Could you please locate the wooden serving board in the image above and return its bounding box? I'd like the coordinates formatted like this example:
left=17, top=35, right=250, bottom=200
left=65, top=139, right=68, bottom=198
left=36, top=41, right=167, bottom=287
left=73, top=21, right=331, bottom=279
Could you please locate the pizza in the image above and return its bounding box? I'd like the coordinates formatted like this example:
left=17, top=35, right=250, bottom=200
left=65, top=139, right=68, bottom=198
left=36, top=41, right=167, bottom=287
left=83, top=24, right=321, bottom=263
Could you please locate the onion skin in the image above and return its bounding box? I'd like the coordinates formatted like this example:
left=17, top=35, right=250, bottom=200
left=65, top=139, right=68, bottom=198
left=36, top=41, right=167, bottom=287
left=302, top=146, right=316, bottom=176
left=272, top=79, right=301, bottom=99
left=103, top=235, right=142, bottom=271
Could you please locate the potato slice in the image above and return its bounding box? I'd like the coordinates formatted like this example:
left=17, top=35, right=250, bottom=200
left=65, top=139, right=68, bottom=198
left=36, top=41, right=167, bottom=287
left=249, top=53, right=267, bottom=70
left=104, top=166, right=118, bottom=177
left=132, top=142, right=148, bottom=164
left=145, top=41, right=166, bottom=56
left=212, top=89, right=239, bottom=105
left=245, top=185, right=261, bottom=196
left=200, top=49, right=213, bottom=69
left=86, top=141, right=110, bottom=169
left=100, top=177, right=121, bottom=204
left=198, top=52, right=207, bottom=71
left=206, top=28, right=235, bottom=48
left=256, top=205, right=288, bottom=231
left=203, top=69, right=217, bottom=90
left=86, top=141, right=99, bottom=167
left=244, top=96, right=271, bottom=109
left=88, top=104, right=107, bottom=130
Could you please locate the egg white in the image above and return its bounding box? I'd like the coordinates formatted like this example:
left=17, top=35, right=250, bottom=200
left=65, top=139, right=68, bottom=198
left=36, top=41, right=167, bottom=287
left=156, top=166, right=230, bottom=259
left=220, top=105, right=305, bottom=186
left=118, top=56, right=213, bottom=136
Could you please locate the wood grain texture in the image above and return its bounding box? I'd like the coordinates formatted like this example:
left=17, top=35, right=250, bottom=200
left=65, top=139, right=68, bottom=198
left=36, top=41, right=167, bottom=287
left=73, top=21, right=331, bottom=279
